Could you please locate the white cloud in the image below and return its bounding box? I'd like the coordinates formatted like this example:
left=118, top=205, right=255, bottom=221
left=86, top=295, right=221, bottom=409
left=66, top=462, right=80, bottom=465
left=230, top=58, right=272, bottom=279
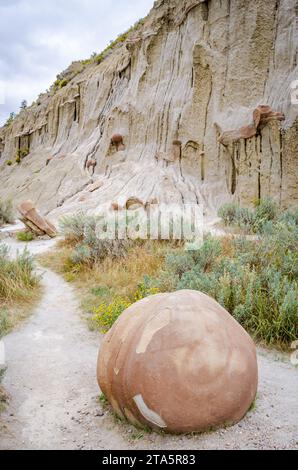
left=0, top=81, right=5, bottom=105
left=0, top=0, right=154, bottom=125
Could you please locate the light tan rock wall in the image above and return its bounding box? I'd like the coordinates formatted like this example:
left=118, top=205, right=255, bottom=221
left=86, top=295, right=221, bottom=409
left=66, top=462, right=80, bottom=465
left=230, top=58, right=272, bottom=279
left=0, top=0, right=297, bottom=218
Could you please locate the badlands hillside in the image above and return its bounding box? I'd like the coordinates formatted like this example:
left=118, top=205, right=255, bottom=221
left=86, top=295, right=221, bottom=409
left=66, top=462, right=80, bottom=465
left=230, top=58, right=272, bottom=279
left=1, top=0, right=298, bottom=452
left=0, top=0, right=297, bottom=220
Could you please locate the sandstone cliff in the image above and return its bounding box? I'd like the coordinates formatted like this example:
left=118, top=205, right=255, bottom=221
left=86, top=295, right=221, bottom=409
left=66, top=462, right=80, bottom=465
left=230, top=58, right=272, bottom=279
left=0, top=0, right=297, bottom=220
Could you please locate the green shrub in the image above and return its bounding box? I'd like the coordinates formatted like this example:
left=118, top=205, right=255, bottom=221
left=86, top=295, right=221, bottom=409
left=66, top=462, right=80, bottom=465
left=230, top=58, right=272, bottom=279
left=59, top=212, right=131, bottom=266
left=83, top=217, right=130, bottom=263
left=71, top=239, right=129, bottom=266
left=191, top=237, right=222, bottom=270
left=153, top=238, right=223, bottom=292
left=0, top=199, right=14, bottom=226
left=20, top=99, right=27, bottom=110
left=15, top=147, right=29, bottom=164
left=70, top=244, right=92, bottom=265
left=6, top=160, right=12, bottom=166
left=92, top=297, right=132, bottom=333
left=164, top=251, right=195, bottom=278
left=218, top=198, right=279, bottom=233
left=161, top=238, right=221, bottom=279
left=53, top=78, right=69, bottom=91
left=59, top=212, right=95, bottom=243
left=16, top=231, right=35, bottom=242
left=236, top=207, right=256, bottom=231
left=151, top=220, right=298, bottom=347
left=90, top=286, right=112, bottom=297
left=218, top=203, right=238, bottom=225
left=278, top=207, right=298, bottom=227
left=99, top=393, right=109, bottom=409
left=88, top=17, right=145, bottom=66
left=5, top=112, right=15, bottom=127
left=92, top=281, right=158, bottom=332
left=59, top=79, right=68, bottom=88
left=255, top=198, right=278, bottom=222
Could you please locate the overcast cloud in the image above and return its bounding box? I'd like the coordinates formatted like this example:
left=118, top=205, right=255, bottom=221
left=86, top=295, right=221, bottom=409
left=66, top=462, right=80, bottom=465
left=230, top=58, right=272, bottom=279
left=0, top=0, right=154, bottom=125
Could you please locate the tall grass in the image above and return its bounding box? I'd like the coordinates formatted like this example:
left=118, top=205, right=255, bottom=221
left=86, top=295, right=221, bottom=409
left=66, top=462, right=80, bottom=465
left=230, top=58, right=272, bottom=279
left=0, top=245, right=39, bottom=302
left=0, top=244, right=40, bottom=338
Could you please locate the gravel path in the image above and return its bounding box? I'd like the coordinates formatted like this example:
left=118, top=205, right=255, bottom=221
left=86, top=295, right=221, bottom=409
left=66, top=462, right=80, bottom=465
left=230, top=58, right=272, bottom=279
left=0, top=236, right=297, bottom=450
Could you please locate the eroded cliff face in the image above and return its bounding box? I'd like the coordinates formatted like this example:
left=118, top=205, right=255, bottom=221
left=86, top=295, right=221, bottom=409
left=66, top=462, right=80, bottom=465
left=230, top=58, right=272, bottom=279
left=0, top=0, right=297, bottom=220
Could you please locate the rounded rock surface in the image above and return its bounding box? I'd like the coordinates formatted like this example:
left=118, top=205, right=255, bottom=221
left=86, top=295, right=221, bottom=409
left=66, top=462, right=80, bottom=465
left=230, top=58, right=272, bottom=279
left=97, top=290, right=258, bottom=434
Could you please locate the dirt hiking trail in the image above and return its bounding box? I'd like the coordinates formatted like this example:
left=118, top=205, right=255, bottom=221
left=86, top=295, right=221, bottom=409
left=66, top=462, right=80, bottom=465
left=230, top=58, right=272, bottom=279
left=0, top=237, right=297, bottom=450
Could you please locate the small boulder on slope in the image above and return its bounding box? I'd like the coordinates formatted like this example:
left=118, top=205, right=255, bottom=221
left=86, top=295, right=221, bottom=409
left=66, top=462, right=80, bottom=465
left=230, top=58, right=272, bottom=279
left=18, top=200, right=57, bottom=238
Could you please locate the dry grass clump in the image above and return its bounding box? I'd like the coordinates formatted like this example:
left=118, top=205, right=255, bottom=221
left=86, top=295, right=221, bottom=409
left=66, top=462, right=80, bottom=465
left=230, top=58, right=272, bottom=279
left=39, top=240, right=170, bottom=331
left=0, top=244, right=41, bottom=337
left=39, top=241, right=166, bottom=301
left=0, top=245, right=39, bottom=302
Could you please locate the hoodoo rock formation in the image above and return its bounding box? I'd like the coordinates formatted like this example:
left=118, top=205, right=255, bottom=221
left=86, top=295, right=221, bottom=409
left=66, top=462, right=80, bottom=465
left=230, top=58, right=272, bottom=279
left=97, top=290, right=258, bottom=433
left=0, top=0, right=297, bottom=220
left=216, top=105, right=286, bottom=146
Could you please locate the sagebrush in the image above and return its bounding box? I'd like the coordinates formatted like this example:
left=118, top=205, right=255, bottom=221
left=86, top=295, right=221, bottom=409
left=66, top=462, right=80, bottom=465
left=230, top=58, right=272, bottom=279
left=149, top=221, right=298, bottom=347
left=59, top=212, right=131, bottom=266
left=218, top=198, right=281, bottom=233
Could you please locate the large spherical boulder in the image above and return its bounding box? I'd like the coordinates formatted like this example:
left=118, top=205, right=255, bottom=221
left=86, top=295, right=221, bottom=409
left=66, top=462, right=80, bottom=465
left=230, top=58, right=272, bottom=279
left=97, top=290, right=258, bottom=434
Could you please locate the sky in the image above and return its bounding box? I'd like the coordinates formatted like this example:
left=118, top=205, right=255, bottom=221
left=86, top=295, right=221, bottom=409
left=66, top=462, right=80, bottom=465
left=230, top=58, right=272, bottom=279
left=0, top=0, right=154, bottom=125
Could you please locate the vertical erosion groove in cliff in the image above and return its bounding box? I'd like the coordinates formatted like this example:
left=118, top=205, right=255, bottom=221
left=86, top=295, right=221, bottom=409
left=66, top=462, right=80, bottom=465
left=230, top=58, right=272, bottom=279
left=0, top=0, right=297, bottom=217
